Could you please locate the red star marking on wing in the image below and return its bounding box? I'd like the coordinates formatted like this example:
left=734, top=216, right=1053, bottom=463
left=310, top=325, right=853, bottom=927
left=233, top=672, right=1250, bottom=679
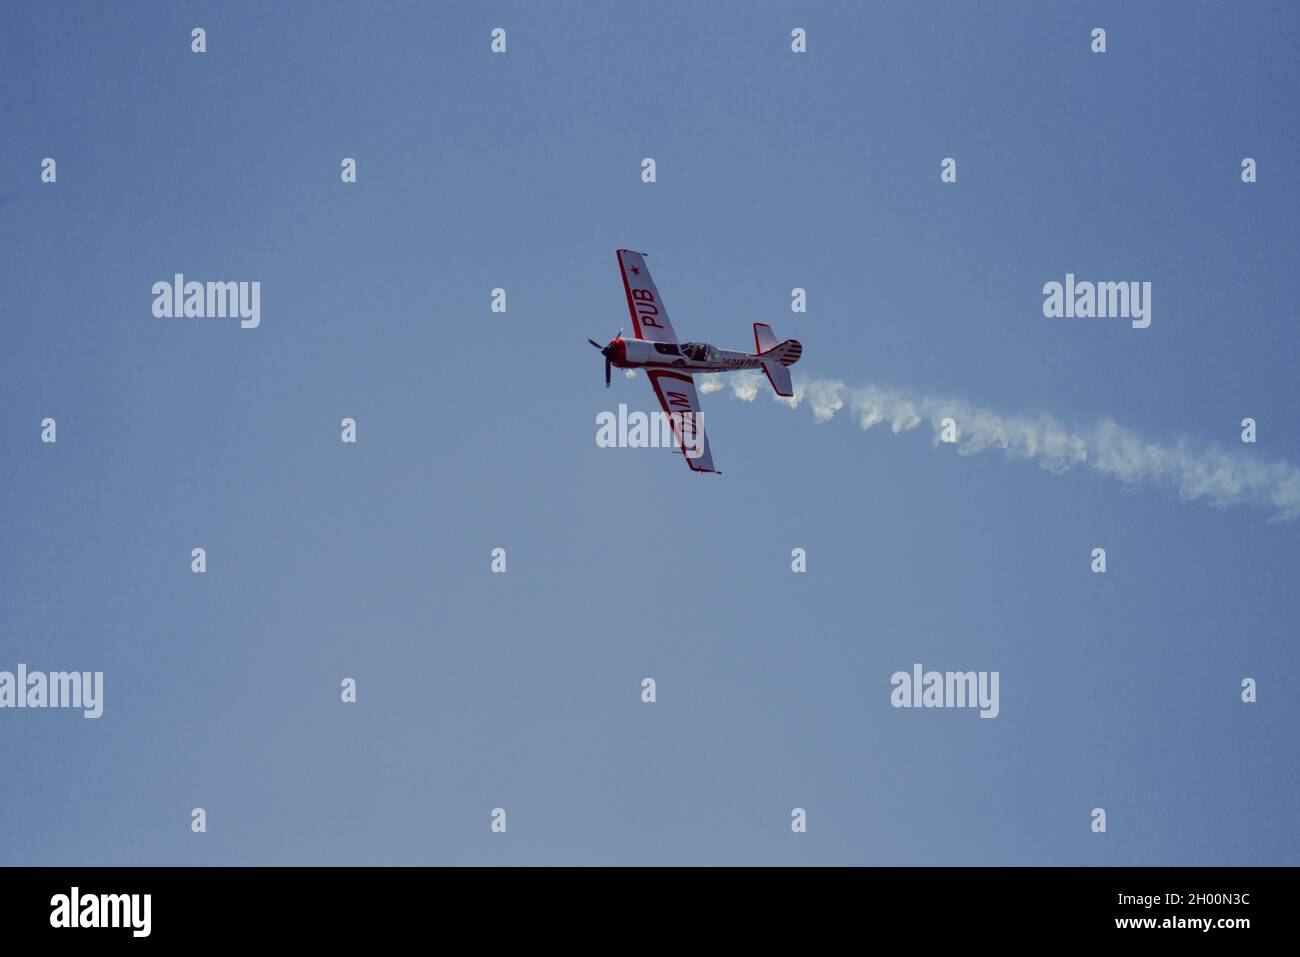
left=630, top=266, right=640, bottom=276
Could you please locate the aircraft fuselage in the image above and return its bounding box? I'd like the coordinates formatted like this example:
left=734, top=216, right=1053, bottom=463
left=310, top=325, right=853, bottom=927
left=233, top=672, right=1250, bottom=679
left=605, top=337, right=763, bottom=374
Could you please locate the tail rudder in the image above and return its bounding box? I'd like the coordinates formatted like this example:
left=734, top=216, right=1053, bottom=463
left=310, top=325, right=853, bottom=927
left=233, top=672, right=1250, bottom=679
left=753, top=324, right=803, bottom=365
left=753, top=323, right=801, bottom=397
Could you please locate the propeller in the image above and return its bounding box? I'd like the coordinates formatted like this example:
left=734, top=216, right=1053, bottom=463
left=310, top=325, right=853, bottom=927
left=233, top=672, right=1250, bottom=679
left=588, top=330, right=623, bottom=388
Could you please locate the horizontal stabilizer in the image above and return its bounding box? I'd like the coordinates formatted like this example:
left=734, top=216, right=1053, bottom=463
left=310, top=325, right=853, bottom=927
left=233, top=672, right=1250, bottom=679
left=753, top=323, right=801, bottom=397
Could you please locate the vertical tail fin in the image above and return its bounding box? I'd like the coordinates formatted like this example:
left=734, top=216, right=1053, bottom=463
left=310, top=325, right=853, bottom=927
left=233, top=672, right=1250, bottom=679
left=753, top=323, right=801, bottom=397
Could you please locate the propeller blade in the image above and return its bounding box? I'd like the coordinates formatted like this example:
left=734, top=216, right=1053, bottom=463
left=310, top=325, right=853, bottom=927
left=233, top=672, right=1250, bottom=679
left=588, top=339, right=603, bottom=350
left=605, top=358, right=611, bottom=387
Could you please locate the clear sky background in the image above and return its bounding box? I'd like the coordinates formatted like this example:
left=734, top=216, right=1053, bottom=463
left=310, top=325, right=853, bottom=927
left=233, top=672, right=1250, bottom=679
left=2, top=1, right=1297, bottom=865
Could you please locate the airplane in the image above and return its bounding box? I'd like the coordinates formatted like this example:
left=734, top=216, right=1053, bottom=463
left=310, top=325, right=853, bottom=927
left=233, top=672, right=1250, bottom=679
left=589, top=249, right=803, bottom=473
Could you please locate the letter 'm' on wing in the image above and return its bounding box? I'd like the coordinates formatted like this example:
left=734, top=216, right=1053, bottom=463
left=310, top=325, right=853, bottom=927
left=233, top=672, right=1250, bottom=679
left=617, top=249, right=678, bottom=344
left=646, top=370, right=715, bottom=473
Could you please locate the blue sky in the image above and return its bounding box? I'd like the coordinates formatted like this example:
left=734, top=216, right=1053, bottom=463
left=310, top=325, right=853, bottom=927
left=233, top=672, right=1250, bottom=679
left=1, top=1, right=1297, bottom=865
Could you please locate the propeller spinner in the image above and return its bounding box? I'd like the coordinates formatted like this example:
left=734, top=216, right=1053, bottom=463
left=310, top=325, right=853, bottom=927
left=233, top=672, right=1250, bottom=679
left=588, top=330, right=623, bottom=387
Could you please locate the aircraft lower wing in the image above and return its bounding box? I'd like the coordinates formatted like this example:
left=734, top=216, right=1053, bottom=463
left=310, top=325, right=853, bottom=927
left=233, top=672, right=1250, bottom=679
left=617, top=249, right=678, bottom=344
left=646, top=370, right=716, bottom=473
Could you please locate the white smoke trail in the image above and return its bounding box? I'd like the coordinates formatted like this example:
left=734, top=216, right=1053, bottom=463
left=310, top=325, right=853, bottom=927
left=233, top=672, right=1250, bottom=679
left=699, top=371, right=1300, bottom=522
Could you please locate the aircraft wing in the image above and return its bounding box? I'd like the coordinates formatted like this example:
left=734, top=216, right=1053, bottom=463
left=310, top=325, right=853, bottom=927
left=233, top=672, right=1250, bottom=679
left=617, top=249, right=678, bottom=344
left=646, top=370, right=716, bottom=473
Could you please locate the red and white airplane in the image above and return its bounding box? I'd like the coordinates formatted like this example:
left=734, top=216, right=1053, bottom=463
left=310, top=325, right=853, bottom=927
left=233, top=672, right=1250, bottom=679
left=589, top=249, right=803, bottom=473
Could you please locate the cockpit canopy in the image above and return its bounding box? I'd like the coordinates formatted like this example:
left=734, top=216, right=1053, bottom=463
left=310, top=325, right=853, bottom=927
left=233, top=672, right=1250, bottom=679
left=680, top=342, right=713, bottom=361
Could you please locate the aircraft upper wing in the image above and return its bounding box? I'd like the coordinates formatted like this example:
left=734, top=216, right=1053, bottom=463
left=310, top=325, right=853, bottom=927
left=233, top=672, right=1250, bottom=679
left=617, top=249, right=678, bottom=344
left=646, top=370, right=716, bottom=473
